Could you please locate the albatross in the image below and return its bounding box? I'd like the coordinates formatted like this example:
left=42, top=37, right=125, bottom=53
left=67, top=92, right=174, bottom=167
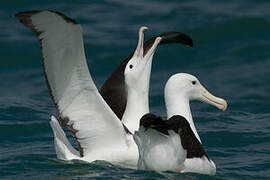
left=15, top=10, right=193, bottom=122
left=133, top=73, right=227, bottom=175
left=100, top=30, right=194, bottom=119
left=15, top=10, right=193, bottom=168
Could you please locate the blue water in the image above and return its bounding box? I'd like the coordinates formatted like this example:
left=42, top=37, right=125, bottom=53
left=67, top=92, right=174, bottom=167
left=1, top=0, right=270, bottom=179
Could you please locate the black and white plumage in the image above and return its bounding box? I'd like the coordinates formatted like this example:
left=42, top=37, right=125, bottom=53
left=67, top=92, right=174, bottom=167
left=134, top=114, right=186, bottom=172
left=134, top=73, right=228, bottom=175
left=139, top=113, right=209, bottom=160
left=134, top=113, right=209, bottom=172
left=15, top=10, right=193, bottom=132
left=15, top=10, right=194, bottom=168
left=100, top=32, right=193, bottom=119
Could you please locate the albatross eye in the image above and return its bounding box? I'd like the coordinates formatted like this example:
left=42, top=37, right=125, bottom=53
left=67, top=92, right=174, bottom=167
left=192, top=81, right=196, bottom=85
left=129, top=64, right=133, bottom=69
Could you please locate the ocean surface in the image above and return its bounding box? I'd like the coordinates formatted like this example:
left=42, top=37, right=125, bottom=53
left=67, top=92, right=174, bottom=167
left=1, top=0, right=270, bottom=179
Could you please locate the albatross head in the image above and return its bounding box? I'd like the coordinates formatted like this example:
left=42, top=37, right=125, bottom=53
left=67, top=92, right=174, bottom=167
left=124, top=26, right=162, bottom=93
left=165, top=73, right=227, bottom=111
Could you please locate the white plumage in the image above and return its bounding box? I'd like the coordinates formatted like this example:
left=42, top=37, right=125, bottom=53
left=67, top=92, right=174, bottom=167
left=16, top=10, right=227, bottom=175
left=134, top=127, right=186, bottom=172
left=16, top=10, right=161, bottom=168
left=133, top=73, right=227, bottom=175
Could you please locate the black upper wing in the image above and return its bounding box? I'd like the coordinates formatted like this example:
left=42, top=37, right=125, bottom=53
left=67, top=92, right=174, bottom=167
left=166, top=115, right=210, bottom=160
left=100, top=32, right=193, bottom=119
left=139, top=113, right=210, bottom=160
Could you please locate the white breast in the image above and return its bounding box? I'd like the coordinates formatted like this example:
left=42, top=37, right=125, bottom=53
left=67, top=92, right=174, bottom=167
left=134, top=128, right=186, bottom=172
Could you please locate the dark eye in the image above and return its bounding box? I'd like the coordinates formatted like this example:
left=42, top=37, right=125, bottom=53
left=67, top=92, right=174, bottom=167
left=192, top=81, right=196, bottom=85
left=129, top=64, right=133, bottom=69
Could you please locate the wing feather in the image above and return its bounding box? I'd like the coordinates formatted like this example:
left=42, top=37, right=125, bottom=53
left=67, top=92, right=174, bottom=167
left=100, top=32, right=194, bottom=119
left=16, top=10, right=127, bottom=157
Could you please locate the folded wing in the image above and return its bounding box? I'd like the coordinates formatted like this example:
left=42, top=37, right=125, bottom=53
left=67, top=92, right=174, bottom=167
left=134, top=113, right=187, bottom=171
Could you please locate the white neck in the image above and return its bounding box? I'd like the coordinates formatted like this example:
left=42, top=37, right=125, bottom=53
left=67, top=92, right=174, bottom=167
left=122, top=88, right=149, bottom=134
left=122, top=58, right=153, bottom=134
left=165, top=91, right=201, bottom=143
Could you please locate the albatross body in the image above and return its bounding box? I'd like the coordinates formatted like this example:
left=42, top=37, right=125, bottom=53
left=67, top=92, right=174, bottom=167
left=100, top=32, right=193, bottom=119
left=134, top=73, right=227, bottom=175
left=15, top=10, right=193, bottom=168
left=134, top=114, right=188, bottom=172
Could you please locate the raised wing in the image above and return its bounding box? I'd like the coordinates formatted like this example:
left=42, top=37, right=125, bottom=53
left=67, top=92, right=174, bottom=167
left=100, top=32, right=194, bottom=119
left=15, top=10, right=127, bottom=157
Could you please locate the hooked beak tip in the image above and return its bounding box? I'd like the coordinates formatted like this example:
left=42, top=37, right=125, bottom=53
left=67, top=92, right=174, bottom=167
left=156, top=36, right=162, bottom=42
left=140, top=26, right=148, bottom=33
left=134, top=26, right=148, bottom=58
left=221, top=100, right=228, bottom=111
left=201, top=87, right=228, bottom=112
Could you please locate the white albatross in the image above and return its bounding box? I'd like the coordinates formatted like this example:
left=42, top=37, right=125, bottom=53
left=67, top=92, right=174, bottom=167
left=15, top=10, right=162, bottom=168
left=15, top=10, right=194, bottom=169
left=15, top=10, right=194, bottom=129
left=133, top=73, right=228, bottom=175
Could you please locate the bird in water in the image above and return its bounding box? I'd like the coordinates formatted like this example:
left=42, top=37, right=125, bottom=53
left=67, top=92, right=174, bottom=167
left=133, top=73, right=227, bottom=175
left=15, top=10, right=193, bottom=168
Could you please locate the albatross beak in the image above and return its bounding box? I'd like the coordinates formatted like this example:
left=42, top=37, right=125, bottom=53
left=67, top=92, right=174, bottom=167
left=201, top=86, right=228, bottom=111
left=133, top=26, right=162, bottom=60
left=133, top=26, right=148, bottom=58
left=144, top=36, right=162, bottom=59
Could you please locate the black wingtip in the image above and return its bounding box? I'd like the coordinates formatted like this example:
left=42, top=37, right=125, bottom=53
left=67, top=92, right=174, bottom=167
left=177, top=33, right=194, bottom=47
left=15, top=10, right=41, bottom=22
left=15, top=10, right=39, bottom=16
left=15, top=10, right=42, bottom=36
left=15, top=10, right=78, bottom=25
left=160, top=32, right=194, bottom=47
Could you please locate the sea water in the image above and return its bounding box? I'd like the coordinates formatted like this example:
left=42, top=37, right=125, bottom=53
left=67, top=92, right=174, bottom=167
left=1, top=0, right=270, bottom=179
